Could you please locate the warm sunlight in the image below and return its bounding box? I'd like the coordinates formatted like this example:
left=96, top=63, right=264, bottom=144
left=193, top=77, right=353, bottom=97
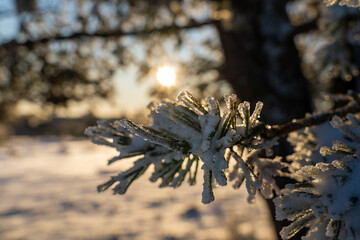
left=156, top=66, right=176, bottom=87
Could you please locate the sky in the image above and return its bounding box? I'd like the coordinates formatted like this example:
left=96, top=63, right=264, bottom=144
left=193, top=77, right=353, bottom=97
left=0, top=0, right=18, bottom=43
left=113, top=66, right=154, bottom=116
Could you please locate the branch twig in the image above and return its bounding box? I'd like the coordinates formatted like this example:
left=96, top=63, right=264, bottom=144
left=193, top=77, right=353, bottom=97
left=258, top=100, right=360, bottom=139
left=1, top=20, right=218, bottom=49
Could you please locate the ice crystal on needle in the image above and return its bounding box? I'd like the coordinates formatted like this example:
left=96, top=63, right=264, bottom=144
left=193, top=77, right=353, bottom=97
left=86, top=91, right=284, bottom=204
left=275, top=114, right=360, bottom=239
left=287, top=128, right=320, bottom=176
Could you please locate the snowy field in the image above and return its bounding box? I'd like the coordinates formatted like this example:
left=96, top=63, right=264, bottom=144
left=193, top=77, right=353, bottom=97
left=0, top=137, right=276, bottom=240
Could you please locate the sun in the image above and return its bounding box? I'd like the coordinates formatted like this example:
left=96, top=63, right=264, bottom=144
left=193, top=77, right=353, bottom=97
left=156, top=66, right=176, bottom=87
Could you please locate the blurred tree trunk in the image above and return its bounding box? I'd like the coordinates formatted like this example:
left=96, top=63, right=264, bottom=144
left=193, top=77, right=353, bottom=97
left=215, top=0, right=311, bottom=124
left=214, top=1, right=312, bottom=239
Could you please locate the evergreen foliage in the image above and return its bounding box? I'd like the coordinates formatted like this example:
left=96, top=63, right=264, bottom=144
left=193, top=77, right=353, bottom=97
left=86, top=90, right=360, bottom=239
left=86, top=91, right=282, bottom=204
left=275, top=114, right=360, bottom=239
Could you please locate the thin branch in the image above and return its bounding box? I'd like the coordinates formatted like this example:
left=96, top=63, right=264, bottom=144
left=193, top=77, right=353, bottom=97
left=288, top=18, right=318, bottom=40
left=1, top=20, right=218, bottom=48
left=257, top=99, right=360, bottom=139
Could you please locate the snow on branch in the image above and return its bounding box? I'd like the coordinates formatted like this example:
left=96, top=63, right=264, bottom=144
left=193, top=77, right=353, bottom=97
left=86, top=91, right=360, bottom=239
left=275, top=114, right=360, bottom=239
left=86, top=91, right=283, bottom=204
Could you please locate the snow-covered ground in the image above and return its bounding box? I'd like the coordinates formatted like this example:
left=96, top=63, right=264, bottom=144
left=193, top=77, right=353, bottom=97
left=0, top=137, right=277, bottom=240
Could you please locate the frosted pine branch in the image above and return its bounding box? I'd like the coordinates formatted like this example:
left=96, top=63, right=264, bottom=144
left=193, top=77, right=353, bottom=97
left=275, top=114, right=360, bottom=239
left=86, top=91, right=283, bottom=204
left=86, top=91, right=360, bottom=240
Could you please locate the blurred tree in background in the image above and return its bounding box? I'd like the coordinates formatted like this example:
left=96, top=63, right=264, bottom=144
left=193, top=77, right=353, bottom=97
left=1, top=0, right=359, bottom=130
left=0, top=0, right=230, bottom=131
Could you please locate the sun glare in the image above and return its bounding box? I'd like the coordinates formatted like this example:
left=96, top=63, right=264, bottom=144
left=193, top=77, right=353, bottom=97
left=156, top=66, right=176, bottom=87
